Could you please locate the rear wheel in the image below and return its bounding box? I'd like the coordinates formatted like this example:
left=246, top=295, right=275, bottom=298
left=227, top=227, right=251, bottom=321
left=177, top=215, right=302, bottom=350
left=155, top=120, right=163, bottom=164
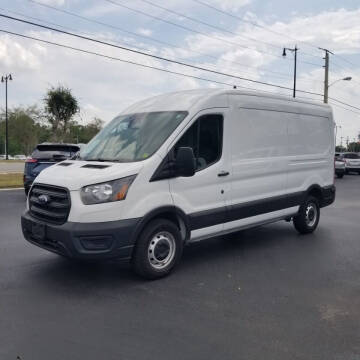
left=293, top=196, right=320, bottom=234
left=336, top=173, right=344, bottom=178
left=132, top=219, right=183, bottom=279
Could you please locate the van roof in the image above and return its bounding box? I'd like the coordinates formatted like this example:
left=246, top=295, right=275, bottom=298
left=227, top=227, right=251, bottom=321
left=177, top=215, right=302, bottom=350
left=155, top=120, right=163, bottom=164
left=122, top=88, right=332, bottom=114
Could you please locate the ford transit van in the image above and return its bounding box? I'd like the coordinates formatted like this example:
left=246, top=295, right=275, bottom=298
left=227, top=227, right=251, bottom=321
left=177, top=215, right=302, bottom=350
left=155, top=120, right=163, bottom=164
left=21, top=89, right=335, bottom=279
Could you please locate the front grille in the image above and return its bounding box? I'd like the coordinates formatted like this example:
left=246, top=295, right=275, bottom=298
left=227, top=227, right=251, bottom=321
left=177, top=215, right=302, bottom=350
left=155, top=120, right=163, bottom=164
left=29, top=184, right=71, bottom=225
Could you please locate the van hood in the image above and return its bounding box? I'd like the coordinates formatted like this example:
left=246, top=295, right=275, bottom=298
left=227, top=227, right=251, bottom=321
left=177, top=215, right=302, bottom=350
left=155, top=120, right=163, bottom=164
left=34, top=160, right=144, bottom=191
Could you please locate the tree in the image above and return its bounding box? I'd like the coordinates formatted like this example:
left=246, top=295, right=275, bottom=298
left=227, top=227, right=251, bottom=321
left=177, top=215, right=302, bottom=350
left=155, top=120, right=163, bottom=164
left=0, top=105, right=48, bottom=155
left=64, top=117, right=104, bottom=144
left=335, top=145, right=347, bottom=153
left=347, top=142, right=360, bottom=153
left=44, top=85, right=78, bottom=142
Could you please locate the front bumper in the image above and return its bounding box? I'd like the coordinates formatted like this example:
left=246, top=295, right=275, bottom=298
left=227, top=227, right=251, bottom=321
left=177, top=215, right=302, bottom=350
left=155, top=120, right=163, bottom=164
left=345, top=166, right=360, bottom=171
left=335, top=168, right=345, bottom=175
left=21, top=211, right=139, bottom=260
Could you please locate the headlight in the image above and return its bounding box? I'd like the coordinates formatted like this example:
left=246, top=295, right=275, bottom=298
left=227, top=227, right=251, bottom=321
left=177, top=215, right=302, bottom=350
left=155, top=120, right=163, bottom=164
left=80, top=175, right=136, bottom=205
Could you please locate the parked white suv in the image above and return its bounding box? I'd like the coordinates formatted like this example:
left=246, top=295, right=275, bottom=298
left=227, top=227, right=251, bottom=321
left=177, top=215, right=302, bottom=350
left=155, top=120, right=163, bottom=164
left=21, top=89, right=336, bottom=279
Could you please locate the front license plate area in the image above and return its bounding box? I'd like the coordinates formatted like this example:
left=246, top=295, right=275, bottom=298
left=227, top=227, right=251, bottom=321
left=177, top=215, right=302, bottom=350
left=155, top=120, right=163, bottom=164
left=32, top=222, right=46, bottom=241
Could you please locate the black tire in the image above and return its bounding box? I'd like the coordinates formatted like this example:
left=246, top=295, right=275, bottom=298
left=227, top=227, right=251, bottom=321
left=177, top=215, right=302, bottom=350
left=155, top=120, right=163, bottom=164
left=336, top=173, right=344, bottom=178
left=132, top=219, right=183, bottom=280
left=293, top=196, right=320, bottom=234
left=24, top=187, right=29, bottom=196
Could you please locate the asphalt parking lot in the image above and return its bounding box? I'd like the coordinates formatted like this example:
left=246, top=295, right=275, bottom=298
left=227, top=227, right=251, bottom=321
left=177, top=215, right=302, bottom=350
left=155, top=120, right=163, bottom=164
left=1, top=176, right=360, bottom=360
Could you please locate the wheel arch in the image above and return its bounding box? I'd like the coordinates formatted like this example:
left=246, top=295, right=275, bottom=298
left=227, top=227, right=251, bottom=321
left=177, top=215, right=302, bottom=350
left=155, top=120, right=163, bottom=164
left=132, top=206, right=190, bottom=246
left=306, top=184, right=322, bottom=203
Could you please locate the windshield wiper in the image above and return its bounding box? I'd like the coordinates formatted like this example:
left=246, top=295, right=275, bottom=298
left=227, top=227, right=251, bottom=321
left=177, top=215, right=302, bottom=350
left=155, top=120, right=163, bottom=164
left=81, top=158, right=128, bottom=162
left=83, top=158, right=109, bottom=162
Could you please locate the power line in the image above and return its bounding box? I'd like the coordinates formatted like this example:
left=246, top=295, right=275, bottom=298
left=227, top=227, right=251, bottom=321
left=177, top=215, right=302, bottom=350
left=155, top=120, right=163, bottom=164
left=0, top=13, right=323, bottom=96
left=330, top=60, right=360, bottom=86
left=193, top=0, right=360, bottom=70
left=0, top=6, right=76, bottom=32
left=329, top=97, right=360, bottom=112
left=0, top=6, right=286, bottom=82
left=104, top=0, right=321, bottom=67
left=27, top=0, right=297, bottom=80
left=0, top=28, right=236, bottom=88
left=2, top=28, right=359, bottom=117
left=330, top=102, right=360, bottom=116
left=0, top=27, right=323, bottom=101
left=192, top=0, right=321, bottom=55
left=333, top=53, right=359, bottom=70
left=104, top=0, right=284, bottom=59
left=136, top=0, right=282, bottom=51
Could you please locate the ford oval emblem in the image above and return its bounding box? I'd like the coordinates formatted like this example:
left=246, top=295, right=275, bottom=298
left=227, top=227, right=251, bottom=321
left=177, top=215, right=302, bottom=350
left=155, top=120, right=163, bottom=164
left=38, top=194, right=50, bottom=205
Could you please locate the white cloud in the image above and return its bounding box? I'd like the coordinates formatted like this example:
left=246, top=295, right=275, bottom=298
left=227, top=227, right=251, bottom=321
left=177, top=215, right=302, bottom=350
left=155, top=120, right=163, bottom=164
left=82, top=3, right=124, bottom=17
left=213, top=0, right=252, bottom=11
left=36, top=0, right=65, bottom=6
left=137, top=28, right=153, bottom=37
left=1, top=5, right=359, bottom=141
left=0, top=34, right=43, bottom=71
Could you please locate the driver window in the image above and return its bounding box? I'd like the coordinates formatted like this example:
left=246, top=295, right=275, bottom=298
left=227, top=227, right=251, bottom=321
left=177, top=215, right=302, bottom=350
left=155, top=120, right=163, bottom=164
left=174, top=114, right=223, bottom=171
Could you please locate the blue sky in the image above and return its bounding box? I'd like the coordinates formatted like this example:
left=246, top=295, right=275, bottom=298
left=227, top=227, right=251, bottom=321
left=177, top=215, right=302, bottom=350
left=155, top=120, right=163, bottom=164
left=0, top=0, right=359, bottom=143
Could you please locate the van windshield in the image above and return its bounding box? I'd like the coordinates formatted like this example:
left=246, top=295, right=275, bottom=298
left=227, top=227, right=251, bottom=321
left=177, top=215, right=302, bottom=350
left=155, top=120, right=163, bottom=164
left=79, top=111, right=188, bottom=162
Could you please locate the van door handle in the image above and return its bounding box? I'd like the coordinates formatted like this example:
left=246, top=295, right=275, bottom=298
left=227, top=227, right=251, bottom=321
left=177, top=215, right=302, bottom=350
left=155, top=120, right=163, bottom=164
left=218, top=171, right=229, bottom=177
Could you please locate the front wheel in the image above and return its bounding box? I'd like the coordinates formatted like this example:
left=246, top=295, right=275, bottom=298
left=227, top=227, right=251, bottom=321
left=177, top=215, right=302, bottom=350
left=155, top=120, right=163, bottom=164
left=336, top=173, right=344, bottom=178
left=293, top=196, right=320, bottom=234
left=132, top=219, right=183, bottom=279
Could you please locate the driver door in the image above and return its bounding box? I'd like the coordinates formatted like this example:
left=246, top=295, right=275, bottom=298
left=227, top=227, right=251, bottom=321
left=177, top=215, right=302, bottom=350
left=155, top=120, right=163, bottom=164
left=169, top=110, right=231, bottom=241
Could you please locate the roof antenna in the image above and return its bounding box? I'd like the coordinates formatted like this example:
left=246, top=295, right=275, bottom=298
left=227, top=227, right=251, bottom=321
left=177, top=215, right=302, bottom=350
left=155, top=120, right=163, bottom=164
left=233, top=85, right=237, bottom=89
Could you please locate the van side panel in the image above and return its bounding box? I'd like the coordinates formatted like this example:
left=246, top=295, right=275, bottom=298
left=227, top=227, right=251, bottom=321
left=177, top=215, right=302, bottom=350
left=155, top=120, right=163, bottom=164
left=223, top=94, right=333, bottom=232
left=224, top=101, right=291, bottom=231
left=287, top=112, right=334, bottom=194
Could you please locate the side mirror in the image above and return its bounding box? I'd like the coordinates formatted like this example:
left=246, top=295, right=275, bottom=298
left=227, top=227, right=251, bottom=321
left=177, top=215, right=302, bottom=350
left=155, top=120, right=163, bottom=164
left=176, top=147, right=196, bottom=177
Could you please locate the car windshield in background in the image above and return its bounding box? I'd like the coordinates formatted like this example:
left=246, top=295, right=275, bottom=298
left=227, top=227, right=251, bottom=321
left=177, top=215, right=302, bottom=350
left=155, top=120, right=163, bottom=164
left=32, top=145, right=80, bottom=160
left=79, top=111, right=188, bottom=162
left=344, top=153, right=360, bottom=159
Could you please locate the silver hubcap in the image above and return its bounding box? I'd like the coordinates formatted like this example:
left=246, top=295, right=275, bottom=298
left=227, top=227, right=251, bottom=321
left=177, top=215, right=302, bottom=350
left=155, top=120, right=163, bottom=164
left=305, top=203, right=317, bottom=227
left=148, top=231, right=176, bottom=270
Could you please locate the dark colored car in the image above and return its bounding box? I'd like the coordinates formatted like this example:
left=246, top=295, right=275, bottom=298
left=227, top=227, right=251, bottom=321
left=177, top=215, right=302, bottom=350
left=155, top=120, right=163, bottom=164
left=24, top=143, right=81, bottom=195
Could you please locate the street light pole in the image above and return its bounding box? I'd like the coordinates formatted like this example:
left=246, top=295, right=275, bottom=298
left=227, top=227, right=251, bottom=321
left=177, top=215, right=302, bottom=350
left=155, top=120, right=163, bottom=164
left=335, top=125, right=342, bottom=147
left=282, top=45, right=298, bottom=98
left=1, top=74, right=12, bottom=160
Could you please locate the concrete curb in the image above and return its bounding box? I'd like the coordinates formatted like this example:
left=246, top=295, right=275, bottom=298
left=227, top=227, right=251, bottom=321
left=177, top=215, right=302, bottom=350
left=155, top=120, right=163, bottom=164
left=0, top=187, right=24, bottom=191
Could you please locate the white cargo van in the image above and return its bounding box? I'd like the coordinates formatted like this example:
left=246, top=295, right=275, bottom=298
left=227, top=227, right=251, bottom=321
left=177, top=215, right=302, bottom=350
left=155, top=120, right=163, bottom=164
left=21, top=89, right=335, bottom=279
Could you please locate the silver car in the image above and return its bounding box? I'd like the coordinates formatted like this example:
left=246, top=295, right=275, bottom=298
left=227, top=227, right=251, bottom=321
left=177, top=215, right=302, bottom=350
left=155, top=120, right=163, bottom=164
left=335, top=156, right=345, bottom=178
left=338, top=152, right=360, bottom=174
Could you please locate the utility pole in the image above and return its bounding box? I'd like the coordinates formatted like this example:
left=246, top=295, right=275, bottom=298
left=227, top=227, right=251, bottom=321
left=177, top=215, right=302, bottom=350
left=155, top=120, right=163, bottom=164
left=282, top=45, right=298, bottom=98
left=1, top=74, right=13, bottom=160
left=335, top=125, right=341, bottom=147
left=319, top=48, right=333, bottom=104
